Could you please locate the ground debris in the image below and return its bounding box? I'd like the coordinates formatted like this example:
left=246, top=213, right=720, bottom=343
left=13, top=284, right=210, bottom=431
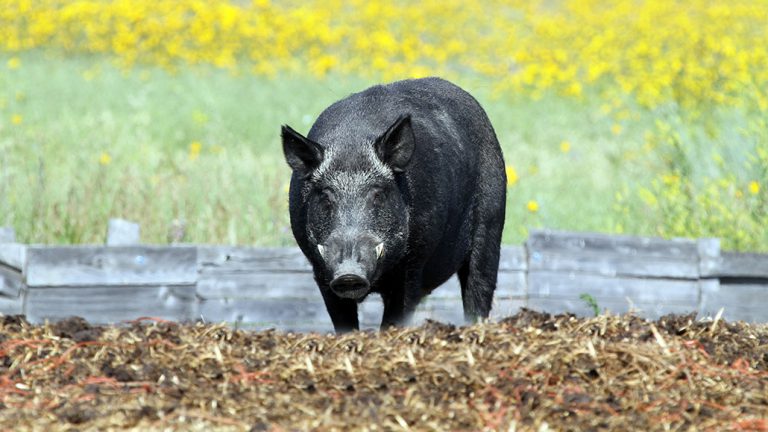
left=1, top=310, right=766, bottom=431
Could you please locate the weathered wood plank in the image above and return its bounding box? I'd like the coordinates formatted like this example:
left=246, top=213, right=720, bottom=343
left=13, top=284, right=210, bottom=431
left=700, top=252, right=768, bottom=279
left=198, top=297, right=331, bottom=329
left=527, top=271, right=700, bottom=318
left=198, top=246, right=526, bottom=273
left=198, top=265, right=525, bottom=300
left=700, top=282, right=768, bottom=322
left=0, top=237, right=24, bottom=315
left=499, top=246, right=527, bottom=272
left=26, top=246, right=197, bottom=287
left=106, top=218, right=141, bottom=246
left=197, top=271, right=317, bottom=299
left=198, top=246, right=312, bottom=272
left=527, top=298, right=699, bottom=319
left=25, top=285, right=197, bottom=324
left=199, top=289, right=523, bottom=332
left=0, top=265, right=24, bottom=298
left=0, top=295, right=23, bottom=316
left=0, top=243, right=26, bottom=271
left=528, top=229, right=700, bottom=255
left=527, top=230, right=700, bottom=278
left=697, top=238, right=721, bottom=277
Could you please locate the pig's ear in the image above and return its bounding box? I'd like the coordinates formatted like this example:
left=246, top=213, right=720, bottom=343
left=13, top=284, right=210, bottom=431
left=375, top=114, right=414, bottom=173
left=282, top=125, right=324, bottom=175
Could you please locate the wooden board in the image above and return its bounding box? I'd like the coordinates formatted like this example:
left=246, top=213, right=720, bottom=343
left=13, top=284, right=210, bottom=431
left=197, top=271, right=317, bottom=299
left=25, top=246, right=197, bottom=287
left=199, top=291, right=526, bottom=332
left=198, top=246, right=312, bottom=272
left=701, top=252, right=768, bottom=279
left=25, top=285, right=197, bottom=324
left=527, top=229, right=701, bottom=279
left=527, top=298, right=700, bottom=319
left=499, top=246, right=527, bottom=271
left=0, top=243, right=26, bottom=271
left=700, top=282, right=768, bottom=322
left=527, top=271, right=700, bottom=318
left=198, top=297, right=332, bottom=329
left=0, top=295, right=23, bottom=316
left=0, top=265, right=24, bottom=298
left=197, top=255, right=526, bottom=299
left=0, top=243, right=23, bottom=315
left=199, top=246, right=525, bottom=272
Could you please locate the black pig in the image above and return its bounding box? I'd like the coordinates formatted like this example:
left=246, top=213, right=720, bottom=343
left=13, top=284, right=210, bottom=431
left=281, top=77, right=506, bottom=332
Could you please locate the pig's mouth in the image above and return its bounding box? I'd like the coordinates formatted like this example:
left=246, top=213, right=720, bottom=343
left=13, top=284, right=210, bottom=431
left=330, top=273, right=370, bottom=300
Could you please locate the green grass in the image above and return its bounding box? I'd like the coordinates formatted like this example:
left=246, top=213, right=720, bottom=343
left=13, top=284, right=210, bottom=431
left=1, top=52, right=766, bottom=249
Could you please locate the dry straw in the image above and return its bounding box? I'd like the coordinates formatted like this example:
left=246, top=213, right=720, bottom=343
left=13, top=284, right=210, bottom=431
left=0, top=310, right=766, bottom=431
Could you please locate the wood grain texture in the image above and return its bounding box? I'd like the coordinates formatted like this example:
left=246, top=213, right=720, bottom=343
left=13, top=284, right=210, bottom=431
left=527, top=229, right=699, bottom=255
left=703, top=252, right=768, bottom=279
left=2, top=230, right=766, bottom=326
left=499, top=246, right=527, bottom=271
left=700, top=282, right=768, bottom=322
left=198, top=297, right=331, bottom=329
left=527, top=271, right=700, bottom=318
left=0, top=265, right=24, bottom=298
left=26, top=246, right=197, bottom=287
left=527, top=298, right=699, bottom=319
left=198, top=253, right=526, bottom=300
left=527, top=229, right=700, bottom=278
left=0, top=243, right=26, bottom=271
left=0, top=295, right=23, bottom=316
left=197, top=271, right=317, bottom=299
left=198, top=246, right=312, bottom=272
left=25, top=284, right=197, bottom=324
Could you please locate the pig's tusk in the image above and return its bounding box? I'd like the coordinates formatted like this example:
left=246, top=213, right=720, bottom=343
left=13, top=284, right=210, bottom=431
left=375, top=242, right=384, bottom=259
left=317, top=244, right=325, bottom=258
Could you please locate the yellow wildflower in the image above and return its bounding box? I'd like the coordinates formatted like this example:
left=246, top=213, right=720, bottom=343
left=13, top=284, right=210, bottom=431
left=560, top=141, right=571, bottom=153
left=7, top=57, right=20, bottom=69
left=189, top=141, right=202, bottom=160
left=611, top=124, right=623, bottom=135
left=505, top=165, right=518, bottom=187
left=748, top=181, right=760, bottom=195
left=11, top=114, right=22, bottom=125
left=527, top=200, right=539, bottom=213
left=192, top=110, right=209, bottom=125
left=99, top=152, right=112, bottom=165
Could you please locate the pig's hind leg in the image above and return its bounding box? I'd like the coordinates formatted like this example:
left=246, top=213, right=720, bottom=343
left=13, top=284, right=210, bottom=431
left=458, top=228, right=502, bottom=322
left=458, top=186, right=506, bottom=323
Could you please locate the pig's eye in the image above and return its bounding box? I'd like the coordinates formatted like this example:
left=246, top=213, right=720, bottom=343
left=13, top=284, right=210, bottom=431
left=318, top=190, right=334, bottom=212
left=369, top=188, right=385, bottom=207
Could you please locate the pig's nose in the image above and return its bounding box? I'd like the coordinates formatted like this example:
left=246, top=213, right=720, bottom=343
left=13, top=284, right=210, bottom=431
left=330, top=274, right=369, bottom=296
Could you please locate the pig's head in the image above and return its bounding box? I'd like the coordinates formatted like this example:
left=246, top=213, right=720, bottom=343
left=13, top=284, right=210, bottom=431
left=282, top=115, right=414, bottom=300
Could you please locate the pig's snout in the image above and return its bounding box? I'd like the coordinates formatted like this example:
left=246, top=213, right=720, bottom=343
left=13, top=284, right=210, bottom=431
left=320, top=232, right=383, bottom=299
left=330, top=273, right=370, bottom=298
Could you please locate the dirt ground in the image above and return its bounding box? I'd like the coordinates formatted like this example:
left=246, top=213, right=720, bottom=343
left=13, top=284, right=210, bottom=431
left=1, top=310, right=766, bottom=431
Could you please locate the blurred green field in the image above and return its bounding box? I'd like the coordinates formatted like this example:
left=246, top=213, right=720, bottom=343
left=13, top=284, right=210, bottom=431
left=1, top=52, right=766, bottom=250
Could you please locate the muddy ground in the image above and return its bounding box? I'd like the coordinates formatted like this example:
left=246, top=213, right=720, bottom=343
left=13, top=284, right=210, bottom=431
left=1, top=310, right=766, bottom=431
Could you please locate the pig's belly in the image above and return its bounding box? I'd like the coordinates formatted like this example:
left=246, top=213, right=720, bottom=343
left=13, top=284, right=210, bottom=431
left=420, top=225, right=472, bottom=291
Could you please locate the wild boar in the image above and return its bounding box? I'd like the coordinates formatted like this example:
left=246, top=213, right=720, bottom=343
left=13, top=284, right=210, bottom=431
left=281, top=77, right=506, bottom=332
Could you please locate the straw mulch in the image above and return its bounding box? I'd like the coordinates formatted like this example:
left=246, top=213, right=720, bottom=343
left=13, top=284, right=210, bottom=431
left=1, top=310, right=766, bottom=431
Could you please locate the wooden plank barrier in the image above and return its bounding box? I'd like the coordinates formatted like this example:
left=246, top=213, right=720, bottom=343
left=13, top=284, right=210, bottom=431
left=1, top=220, right=767, bottom=331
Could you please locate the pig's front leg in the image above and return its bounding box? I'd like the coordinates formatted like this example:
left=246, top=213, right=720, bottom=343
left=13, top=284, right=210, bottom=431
left=319, top=286, right=359, bottom=333
left=380, top=269, right=422, bottom=329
